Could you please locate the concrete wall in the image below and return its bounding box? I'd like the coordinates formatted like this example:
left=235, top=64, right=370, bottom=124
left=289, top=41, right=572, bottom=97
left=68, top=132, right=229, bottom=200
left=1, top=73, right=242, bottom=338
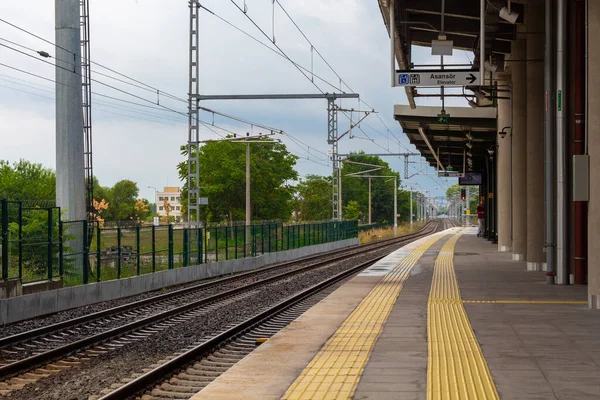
left=0, top=238, right=359, bottom=325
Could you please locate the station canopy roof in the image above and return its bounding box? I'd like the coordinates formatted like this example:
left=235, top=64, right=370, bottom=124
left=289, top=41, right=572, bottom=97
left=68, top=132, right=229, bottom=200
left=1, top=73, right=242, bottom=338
left=394, top=105, right=497, bottom=173
left=377, top=0, right=522, bottom=175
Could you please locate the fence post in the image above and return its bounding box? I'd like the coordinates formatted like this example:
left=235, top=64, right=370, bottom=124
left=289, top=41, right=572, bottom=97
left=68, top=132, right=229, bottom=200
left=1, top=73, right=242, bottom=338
left=213, top=227, right=217, bottom=262
left=151, top=225, right=156, bottom=273
left=168, top=225, right=174, bottom=269
left=82, top=221, right=90, bottom=284
left=1, top=200, right=7, bottom=280
left=261, top=224, right=264, bottom=255
left=47, top=209, right=53, bottom=281
left=96, top=225, right=101, bottom=282
left=243, top=224, right=247, bottom=258
left=268, top=224, right=272, bottom=253
left=59, top=219, right=64, bottom=279
left=117, top=226, right=122, bottom=279
left=252, top=224, right=256, bottom=257
left=225, top=226, right=228, bottom=261
left=234, top=225, right=238, bottom=259
left=136, top=226, right=141, bottom=275
left=275, top=224, right=278, bottom=252
left=198, top=227, right=203, bottom=264
left=18, top=202, right=22, bottom=281
left=183, top=228, right=189, bottom=267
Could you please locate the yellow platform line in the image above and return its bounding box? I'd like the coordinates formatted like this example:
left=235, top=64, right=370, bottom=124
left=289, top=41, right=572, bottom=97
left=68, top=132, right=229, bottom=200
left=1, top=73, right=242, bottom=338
left=463, top=300, right=587, bottom=305
left=281, top=231, right=453, bottom=400
left=427, top=229, right=499, bottom=400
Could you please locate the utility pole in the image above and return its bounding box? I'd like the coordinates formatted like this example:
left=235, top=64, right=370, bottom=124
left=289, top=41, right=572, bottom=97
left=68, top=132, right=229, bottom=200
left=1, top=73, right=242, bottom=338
left=394, top=176, right=398, bottom=236
left=246, top=141, right=250, bottom=227
left=409, top=185, right=413, bottom=231
left=368, top=177, right=372, bottom=224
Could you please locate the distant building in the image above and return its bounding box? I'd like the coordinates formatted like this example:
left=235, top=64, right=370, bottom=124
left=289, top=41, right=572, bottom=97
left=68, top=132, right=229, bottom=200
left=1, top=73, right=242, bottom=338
left=156, top=186, right=182, bottom=220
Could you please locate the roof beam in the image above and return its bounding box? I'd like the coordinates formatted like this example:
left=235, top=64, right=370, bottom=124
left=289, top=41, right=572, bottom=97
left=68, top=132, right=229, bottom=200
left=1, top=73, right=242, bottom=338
left=410, top=30, right=512, bottom=54
left=404, top=13, right=516, bottom=41
left=404, top=0, right=524, bottom=21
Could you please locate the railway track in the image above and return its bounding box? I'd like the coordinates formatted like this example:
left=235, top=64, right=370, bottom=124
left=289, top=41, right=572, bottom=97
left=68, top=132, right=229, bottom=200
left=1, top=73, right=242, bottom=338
left=0, top=221, right=442, bottom=398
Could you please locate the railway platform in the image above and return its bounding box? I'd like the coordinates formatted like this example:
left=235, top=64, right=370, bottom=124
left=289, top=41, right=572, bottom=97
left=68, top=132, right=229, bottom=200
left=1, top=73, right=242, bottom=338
left=190, top=227, right=600, bottom=400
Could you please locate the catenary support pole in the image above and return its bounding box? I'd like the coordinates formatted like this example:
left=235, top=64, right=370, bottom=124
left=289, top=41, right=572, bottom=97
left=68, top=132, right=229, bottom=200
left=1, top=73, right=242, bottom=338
left=246, top=141, right=251, bottom=255
left=368, top=177, right=372, bottom=224
left=393, top=177, right=398, bottom=237
left=56, top=0, right=85, bottom=273
left=410, top=186, right=413, bottom=231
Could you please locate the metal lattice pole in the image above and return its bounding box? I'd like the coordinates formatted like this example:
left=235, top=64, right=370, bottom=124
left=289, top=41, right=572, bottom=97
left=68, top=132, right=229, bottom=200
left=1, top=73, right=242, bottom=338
left=188, top=1, right=201, bottom=227
left=327, top=98, right=339, bottom=221
left=80, top=0, right=93, bottom=223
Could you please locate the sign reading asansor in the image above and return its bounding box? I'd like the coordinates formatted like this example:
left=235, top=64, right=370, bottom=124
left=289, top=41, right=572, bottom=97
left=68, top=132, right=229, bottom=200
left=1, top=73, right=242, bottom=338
left=396, top=70, right=480, bottom=87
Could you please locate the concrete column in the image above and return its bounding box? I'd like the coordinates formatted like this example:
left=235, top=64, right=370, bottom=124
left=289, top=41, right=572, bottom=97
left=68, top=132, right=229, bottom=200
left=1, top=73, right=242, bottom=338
left=56, top=0, right=85, bottom=223
left=511, top=30, right=527, bottom=261
left=526, top=1, right=546, bottom=271
left=588, top=0, right=600, bottom=309
left=497, top=93, right=512, bottom=252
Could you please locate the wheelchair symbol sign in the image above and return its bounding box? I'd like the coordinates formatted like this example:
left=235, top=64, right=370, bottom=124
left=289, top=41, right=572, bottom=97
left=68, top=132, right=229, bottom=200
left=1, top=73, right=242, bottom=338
left=397, top=73, right=421, bottom=86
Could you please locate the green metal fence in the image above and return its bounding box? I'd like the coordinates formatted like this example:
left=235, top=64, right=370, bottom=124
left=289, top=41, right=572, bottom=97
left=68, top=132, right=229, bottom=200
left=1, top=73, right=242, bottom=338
left=1, top=199, right=358, bottom=288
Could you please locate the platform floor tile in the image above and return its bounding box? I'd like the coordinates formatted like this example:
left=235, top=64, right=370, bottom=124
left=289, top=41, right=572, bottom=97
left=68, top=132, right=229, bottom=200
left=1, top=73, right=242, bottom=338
left=281, top=230, right=455, bottom=400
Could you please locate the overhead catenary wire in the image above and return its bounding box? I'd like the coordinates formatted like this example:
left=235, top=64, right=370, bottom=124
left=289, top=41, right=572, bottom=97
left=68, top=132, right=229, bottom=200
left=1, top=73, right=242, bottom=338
left=200, top=5, right=344, bottom=93
left=0, top=18, right=188, bottom=104
left=0, top=42, right=189, bottom=117
left=227, top=0, right=325, bottom=95
left=0, top=62, right=186, bottom=114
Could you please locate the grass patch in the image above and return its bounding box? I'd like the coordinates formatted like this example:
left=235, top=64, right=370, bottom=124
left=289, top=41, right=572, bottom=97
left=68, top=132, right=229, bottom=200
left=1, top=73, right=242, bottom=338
left=358, top=222, right=425, bottom=244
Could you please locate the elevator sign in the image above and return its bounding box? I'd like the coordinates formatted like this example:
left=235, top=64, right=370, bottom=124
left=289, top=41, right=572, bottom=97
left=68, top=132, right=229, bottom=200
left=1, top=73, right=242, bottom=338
left=396, top=70, right=480, bottom=87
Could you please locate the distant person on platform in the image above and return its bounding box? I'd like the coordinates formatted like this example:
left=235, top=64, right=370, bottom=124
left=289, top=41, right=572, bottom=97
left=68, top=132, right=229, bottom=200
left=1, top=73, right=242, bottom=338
left=476, top=201, right=485, bottom=237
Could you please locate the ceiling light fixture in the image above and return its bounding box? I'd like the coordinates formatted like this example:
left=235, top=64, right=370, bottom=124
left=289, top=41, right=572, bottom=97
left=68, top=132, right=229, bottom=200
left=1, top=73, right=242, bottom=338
left=499, top=2, right=519, bottom=24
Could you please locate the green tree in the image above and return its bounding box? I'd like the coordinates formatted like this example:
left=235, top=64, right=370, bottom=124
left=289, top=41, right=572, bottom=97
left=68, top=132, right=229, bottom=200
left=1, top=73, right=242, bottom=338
left=294, top=175, right=332, bottom=221
left=344, top=200, right=361, bottom=220
left=178, top=138, right=298, bottom=223
left=0, top=159, right=55, bottom=201
left=91, top=178, right=142, bottom=222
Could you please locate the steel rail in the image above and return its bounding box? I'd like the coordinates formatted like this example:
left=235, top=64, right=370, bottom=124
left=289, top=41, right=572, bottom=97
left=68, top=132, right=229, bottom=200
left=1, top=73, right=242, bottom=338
left=99, top=256, right=385, bottom=400
left=0, top=222, right=434, bottom=348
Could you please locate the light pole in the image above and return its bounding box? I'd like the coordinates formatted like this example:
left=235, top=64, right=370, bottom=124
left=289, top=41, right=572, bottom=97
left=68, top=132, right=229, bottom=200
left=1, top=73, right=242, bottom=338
left=147, top=186, right=157, bottom=207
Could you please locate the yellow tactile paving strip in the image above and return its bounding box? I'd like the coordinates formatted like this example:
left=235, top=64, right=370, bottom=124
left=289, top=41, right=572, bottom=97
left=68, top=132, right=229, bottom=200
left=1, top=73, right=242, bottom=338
left=463, top=300, right=588, bottom=305
left=427, top=229, right=499, bottom=400
left=281, top=232, right=450, bottom=400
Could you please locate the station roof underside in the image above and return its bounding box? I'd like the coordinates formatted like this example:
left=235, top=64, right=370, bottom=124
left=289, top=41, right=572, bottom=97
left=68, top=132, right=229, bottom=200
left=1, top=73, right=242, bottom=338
left=394, top=105, right=497, bottom=173
left=378, top=0, right=516, bottom=173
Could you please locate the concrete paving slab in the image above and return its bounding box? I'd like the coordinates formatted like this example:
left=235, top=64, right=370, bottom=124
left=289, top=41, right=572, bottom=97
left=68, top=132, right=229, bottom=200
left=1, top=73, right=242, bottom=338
left=456, top=234, right=600, bottom=400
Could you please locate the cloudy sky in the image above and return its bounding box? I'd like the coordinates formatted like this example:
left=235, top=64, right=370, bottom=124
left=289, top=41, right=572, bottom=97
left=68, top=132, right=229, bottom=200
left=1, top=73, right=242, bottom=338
left=0, top=0, right=473, bottom=204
